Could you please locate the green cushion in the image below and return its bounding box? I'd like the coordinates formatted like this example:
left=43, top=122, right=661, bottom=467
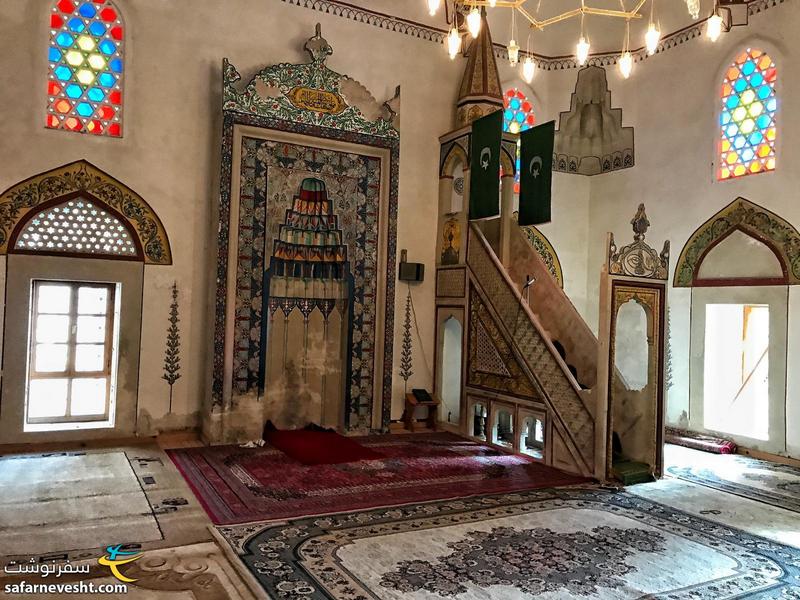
left=612, top=460, right=654, bottom=486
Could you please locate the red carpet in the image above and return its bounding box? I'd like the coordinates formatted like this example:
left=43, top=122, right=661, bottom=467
left=665, top=426, right=737, bottom=454
left=167, top=432, right=590, bottom=525
left=263, top=428, right=383, bottom=465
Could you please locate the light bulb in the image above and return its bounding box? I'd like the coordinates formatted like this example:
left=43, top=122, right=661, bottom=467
left=447, top=27, right=461, bottom=59
left=488, top=0, right=497, bottom=6
left=508, top=39, right=520, bottom=66
left=706, top=13, right=723, bottom=42
left=467, top=7, right=481, bottom=38
left=686, top=0, right=700, bottom=19
left=427, top=0, right=441, bottom=16
left=618, top=51, right=633, bottom=78
left=576, top=37, right=590, bottom=66
left=645, top=22, right=660, bottom=55
left=522, top=56, right=536, bottom=83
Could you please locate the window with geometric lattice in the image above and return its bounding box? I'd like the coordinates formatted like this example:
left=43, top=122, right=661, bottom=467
left=47, top=0, right=124, bottom=136
left=14, top=197, right=138, bottom=258
left=718, top=48, right=777, bottom=180
left=502, top=88, right=536, bottom=194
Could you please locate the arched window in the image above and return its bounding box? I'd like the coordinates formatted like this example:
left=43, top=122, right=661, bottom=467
left=719, top=48, right=776, bottom=180
left=47, top=0, right=124, bottom=137
left=13, top=197, right=139, bottom=259
left=502, top=88, right=536, bottom=194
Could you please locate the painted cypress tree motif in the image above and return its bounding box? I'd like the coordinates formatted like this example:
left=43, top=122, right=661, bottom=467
left=399, top=287, right=414, bottom=392
left=665, top=307, right=673, bottom=390
left=163, top=282, right=182, bottom=412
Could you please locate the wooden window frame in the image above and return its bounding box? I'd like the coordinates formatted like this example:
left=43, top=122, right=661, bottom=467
left=26, top=280, right=117, bottom=425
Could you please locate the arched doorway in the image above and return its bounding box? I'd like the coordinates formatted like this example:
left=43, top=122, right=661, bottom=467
left=439, top=316, right=463, bottom=426
left=674, top=198, right=796, bottom=453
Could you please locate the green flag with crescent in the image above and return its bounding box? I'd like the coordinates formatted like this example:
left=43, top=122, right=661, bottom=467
left=519, top=120, right=555, bottom=226
left=468, top=110, right=503, bottom=220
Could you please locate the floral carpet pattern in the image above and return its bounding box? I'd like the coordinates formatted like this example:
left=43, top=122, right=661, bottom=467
left=379, top=525, right=665, bottom=597
left=665, top=445, right=800, bottom=514
left=168, top=433, right=586, bottom=524
left=217, top=487, right=800, bottom=599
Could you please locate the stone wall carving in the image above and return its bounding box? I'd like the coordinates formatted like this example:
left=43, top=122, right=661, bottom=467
left=223, top=24, right=399, bottom=139
left=608, top=204, right=669, bottom=280
left=554, top=66, right=634, bottom=176
left=513, top=214, right=564, bottom=287
left=212, top=25, right=400, bottom=427
left=436, top=267, right=466, bottom=298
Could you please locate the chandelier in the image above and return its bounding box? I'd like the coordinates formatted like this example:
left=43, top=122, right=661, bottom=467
left=429, top=0, right=728, bottom=80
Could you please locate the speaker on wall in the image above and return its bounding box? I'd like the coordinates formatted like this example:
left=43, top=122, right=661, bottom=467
left=398, top=249, right=424, bottom=282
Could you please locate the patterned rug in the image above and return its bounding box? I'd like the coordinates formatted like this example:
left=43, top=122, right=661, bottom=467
left=167, top=433, right=587, bottom=525
left=665, top=445, right=800, bottom=514
left=217, top=487, right=800, bottom=599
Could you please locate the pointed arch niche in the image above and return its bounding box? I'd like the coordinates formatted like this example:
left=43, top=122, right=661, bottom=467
left=0, top=161, right=172, bottom=264
left=0, top=161, right=171, bottom=444
left=676, top=198, right=794, bottom=454
left=673, top=198, right=799, bottom=288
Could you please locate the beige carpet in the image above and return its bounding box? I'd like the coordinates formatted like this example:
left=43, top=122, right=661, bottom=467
left=0, top=451, right=161, bottom=555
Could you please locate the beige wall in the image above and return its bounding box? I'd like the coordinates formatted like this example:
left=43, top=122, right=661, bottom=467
left=0, top=255, right=143, bottom=444
left=0, top=0, right=462, bottom=432
left=0, top=0, right=796, bottom=450
left=565, top=6, right=800, bottom=457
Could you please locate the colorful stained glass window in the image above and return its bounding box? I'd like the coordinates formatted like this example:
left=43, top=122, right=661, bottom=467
left=47, top=0, right=124, bottom=137
left=719, top=48, right=776, bottom=180
left=502, top=88, right=536, bottom=194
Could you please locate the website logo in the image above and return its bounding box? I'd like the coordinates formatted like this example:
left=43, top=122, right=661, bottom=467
left=97, top=545, right=141, bottom=583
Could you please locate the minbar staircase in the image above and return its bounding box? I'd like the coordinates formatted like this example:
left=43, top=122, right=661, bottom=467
left=467, top=221, right=600, bottom=477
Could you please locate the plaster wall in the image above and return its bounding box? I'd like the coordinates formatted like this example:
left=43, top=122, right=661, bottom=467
left=561, top=5, right=800, bottom=457
left=0, top=0, right=462, bottom=436
left=494, top=71, right=594, bottom=319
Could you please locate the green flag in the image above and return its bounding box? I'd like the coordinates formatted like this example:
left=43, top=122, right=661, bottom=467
left=469, top=110, right=503, bottom=220
left=519, top=120, right=555, bottom=226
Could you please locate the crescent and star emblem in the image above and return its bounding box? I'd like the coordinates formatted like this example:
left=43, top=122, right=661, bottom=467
left=530, top=156, right=543, bottom=178
left=480, top=147, right=492, bottom=170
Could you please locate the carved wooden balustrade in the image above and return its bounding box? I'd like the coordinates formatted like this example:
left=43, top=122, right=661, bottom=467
left=467, top=223, right=595, bottom=475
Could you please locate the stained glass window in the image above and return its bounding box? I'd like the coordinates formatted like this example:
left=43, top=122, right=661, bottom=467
left=15, top=198, right=137, bottom=257
left=502, top=88, right=536, bottom=194
left=719, top=48, right=776, bottom=180
left=47, top=0, right=124, bottom=137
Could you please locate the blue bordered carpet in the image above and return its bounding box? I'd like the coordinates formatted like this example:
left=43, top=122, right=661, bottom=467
left=217, top=487, right=800, bottom=599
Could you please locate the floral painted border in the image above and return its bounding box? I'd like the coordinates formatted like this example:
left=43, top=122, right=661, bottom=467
left=673, top=197, right=800, bottom=287
left=0, top=160, right=171, bottom=264
left=223, top=57, right=398, bottom=140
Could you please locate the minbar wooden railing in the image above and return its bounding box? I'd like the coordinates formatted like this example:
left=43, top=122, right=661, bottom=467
left=468, top=223, right=595, bottom=475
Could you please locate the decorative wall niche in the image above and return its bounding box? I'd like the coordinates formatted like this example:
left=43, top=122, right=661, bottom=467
left=212, top=24, right=400, bottom=438
left=673, top=197, right=800, bottom=287
left=554, top=66, right=634, bottom=176
left=0, top=160, right=171, bottom=265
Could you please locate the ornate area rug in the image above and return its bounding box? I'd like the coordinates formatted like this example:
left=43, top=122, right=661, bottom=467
left=167, top=433, right=587, bottom=525
left=217, top=488, right=800, bottom=599
left=665, top=444, right=800, bottom=514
